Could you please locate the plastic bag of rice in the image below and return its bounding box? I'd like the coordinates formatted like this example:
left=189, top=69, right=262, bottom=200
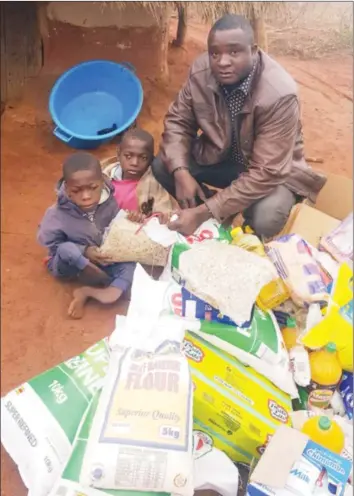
left=172, top=240, right=275, bottom=327
left=1, top=339, right=109, bottom=496
left=159, top=219, right=232, bottom=281
left=99, top=211, right=169, bottom=266
left=80, top=265, right=194, bottom=495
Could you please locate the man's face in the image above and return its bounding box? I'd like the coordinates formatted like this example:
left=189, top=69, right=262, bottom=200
left=208, top=28, right=256, bottom=85
left=65, top=169, right=103, bottom=211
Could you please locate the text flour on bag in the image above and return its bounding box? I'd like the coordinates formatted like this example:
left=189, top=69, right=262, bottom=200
left=80, top=265, right=194, bottom=495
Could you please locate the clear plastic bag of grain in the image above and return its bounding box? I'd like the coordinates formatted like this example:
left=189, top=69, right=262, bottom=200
left=99, top=213, right=169, bottom=266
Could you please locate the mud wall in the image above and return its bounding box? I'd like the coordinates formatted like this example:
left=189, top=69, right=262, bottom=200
left=39, top=1, right=169, bottom=79
left=1, top=2, right=42, bottom=102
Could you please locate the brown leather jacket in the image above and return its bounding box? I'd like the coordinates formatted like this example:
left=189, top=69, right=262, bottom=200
left=160, top=50, right=327, bottom=222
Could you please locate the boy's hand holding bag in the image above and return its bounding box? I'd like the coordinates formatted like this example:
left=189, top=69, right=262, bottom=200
left=98, top=211, right=170, bottom=266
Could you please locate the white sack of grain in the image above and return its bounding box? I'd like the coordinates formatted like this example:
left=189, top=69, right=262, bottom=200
left=50, top=399, right=239, bottom=496
left=99, top=211, right=169, bottom=266
left=175, top=240, right=275, bottom=327
left=1, top=340, right=109, bottom=496
left=80, top=265, right=195, bottom=495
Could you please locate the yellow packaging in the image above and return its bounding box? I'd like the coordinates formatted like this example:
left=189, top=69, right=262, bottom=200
left=230, top=227, right=290, bottom=311
left=301, top=263, right=353, bottom=371
left=257, top=277, right=290, bottom=311
left=183, top=332, right=293, bottom=464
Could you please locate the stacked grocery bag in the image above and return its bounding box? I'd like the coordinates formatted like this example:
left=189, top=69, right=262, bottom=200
left=1, top=212, right=353, bottom=496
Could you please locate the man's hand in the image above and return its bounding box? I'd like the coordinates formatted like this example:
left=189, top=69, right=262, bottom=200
left=85, top=246, right=112, bottom=266
left=174, top=169, right=206, bottom=209
left=167, top=204, right=211, bottom=236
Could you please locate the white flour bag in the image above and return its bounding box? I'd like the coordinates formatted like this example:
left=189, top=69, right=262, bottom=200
left=49, top=392, right=166, bottom=496
left=80, top=265, right=194, bottom=495
left=50, top=395, right=239, bottom=496
left=1, top=339, right=109, bottom=496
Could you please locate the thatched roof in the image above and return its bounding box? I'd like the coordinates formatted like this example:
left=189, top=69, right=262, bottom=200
left=99, top=1, right=287, bottom=22
left=185, top=2, right=287, bottom=22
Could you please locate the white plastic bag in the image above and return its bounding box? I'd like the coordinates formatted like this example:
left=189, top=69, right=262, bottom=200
left=193, top=430, right=239, bottom=496
left=1, top=340, right=109, bottom=496
left=289, top=345, right=311, bottom=387
left=80, top=265, right=195, bottom=494
left=266, top=235, right=329, bottom=307
left=320, top=213, right=353, bottom=264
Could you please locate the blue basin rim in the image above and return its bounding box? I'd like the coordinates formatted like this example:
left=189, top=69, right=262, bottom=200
left=49, top=60, right=144, bottom=141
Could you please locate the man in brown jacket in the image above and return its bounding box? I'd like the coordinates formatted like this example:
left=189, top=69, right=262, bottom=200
left=152, top=14, right=327, bottom=237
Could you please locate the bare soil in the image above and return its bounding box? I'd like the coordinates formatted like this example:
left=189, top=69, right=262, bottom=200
left=1, top=21, right=352, bottom=496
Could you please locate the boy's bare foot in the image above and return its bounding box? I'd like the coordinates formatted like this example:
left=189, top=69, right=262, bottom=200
left=78, top=262, right=111, bottom=286
left=68, top=286, right=124, bottom=319
left=68, top=288, right=89, bottom=319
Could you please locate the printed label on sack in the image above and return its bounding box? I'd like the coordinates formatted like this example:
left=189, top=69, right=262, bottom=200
left=3, top=394, right=38, bottom=447
left=27, top=340, right=109, bottom=442
left=99, top=343, right=192, bottom=451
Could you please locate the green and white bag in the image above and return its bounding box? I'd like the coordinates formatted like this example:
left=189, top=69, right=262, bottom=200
left=1, top=340, right=109, bottom=496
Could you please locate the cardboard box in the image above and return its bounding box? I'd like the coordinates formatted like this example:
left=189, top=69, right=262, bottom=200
left=247, top=425, right=352, bottom=496
left=279, top=173, right=353, bottom=247
left=183, top=332, right=293, bottom=465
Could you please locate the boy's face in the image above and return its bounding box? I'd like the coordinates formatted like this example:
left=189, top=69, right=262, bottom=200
left=119, top=137, right=152, bottom=180
left=65, top=169, right=103, bottom=211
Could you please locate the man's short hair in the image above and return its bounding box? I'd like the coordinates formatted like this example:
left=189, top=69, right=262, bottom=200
left=63, top=152, right=102, bottom=181
left=121, top=127, right=154, bottom=155
left=208, top=14, right=254, bottom=45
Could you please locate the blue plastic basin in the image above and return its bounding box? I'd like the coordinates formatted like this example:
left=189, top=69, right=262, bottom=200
left=49, top=60, right=143, bottom=149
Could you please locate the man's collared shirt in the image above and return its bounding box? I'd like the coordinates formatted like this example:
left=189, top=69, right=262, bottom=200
left=221, top=62, right=257, bottom=169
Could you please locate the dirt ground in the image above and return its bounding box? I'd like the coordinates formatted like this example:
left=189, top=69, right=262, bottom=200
left=1, top=21, right=353, bottom=496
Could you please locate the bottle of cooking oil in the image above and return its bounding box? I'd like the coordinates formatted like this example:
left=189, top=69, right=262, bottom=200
left=308, top=342, right=342, bottom=410
left=281, top=317, right=298, bottom=351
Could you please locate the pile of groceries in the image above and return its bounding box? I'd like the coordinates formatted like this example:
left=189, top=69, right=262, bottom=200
left=1, top=210, right=353, bottom=496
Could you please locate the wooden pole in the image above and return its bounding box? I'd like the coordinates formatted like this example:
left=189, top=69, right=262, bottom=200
left=158, top=12, right=170, bottom=82
left=173, top=5, right=187, bottom=47
left=250, top=6, right=268, bottom=52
